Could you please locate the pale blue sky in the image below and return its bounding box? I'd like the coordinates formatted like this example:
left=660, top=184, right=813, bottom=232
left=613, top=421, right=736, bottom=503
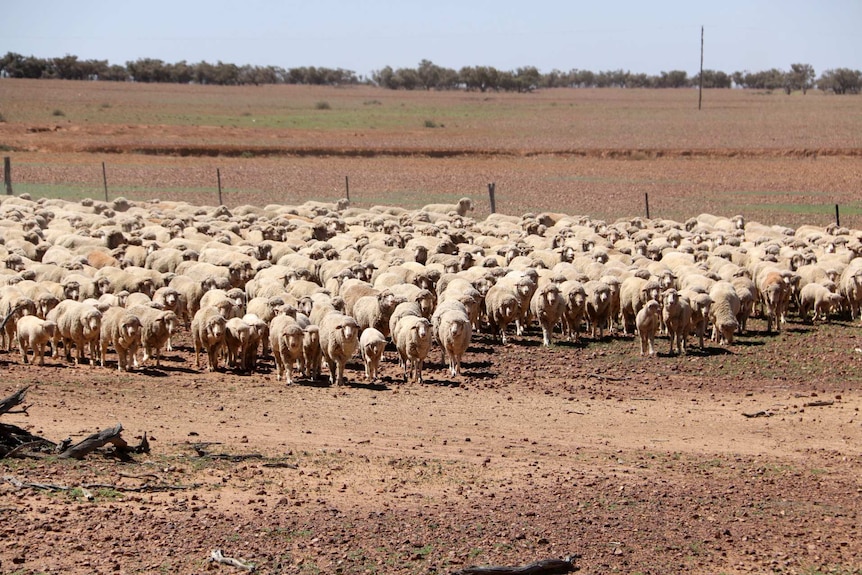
left=3, top=0, right=860, bottom=79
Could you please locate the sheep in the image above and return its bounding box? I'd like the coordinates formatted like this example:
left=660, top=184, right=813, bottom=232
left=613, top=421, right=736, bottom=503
left=529, top=282, right=566, bottom=346
left=126, top=305, right=180, bottom=367
left=352, top=290, right=404, bottom=338
left=433, top=308, right=472, bottom=377
left=46, top=300, right=103, bottom=366
left=359, top=327, right=387, bottom=381
left=559, top=280, right=587, bottom=342
left=99, top=307, right=142, bottom=372
left=635, top=299, right=662, bottom=356
left=619, top=277, right=662, bottom=335
left=240, top=313, right=268, bottom=373
left=708, top=281, right=741, bottom=345
left=483, top=283, right=521, bottom=344
left=15, top=315, right=57, bottom=366
left=583, top=280, right=612, bottom=339
left=420, top=197, right=474, bottom=217
left=269, top=314, right=305, bottom=383
left=759, top=271, right=789, bottom=333
left=191, top=306, right=227, bottom=371
left=224, top=317, right=254, bottom=371
left=392, top=315, right=433, bottom=384
left=799, top=283, right=844, bottom=322
left=0, top=290, right=37, bottom=350
left=300, top=324, right=322, bottom=380
left=679, top=289, right=712, bottom=349
left=318, top=313, right=360, bottom=386
left=662, top=289, right=691, bottom=355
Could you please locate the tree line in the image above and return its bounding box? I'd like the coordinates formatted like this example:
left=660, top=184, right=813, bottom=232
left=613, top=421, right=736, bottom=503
left=1, top=53, right=860, bottom=95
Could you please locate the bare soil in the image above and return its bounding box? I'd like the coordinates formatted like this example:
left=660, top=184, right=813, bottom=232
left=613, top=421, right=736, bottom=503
left=0, top=81, right=860, bottom=575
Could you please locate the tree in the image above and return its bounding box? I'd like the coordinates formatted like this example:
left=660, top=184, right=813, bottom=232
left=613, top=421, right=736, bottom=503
left=786, top=63, right=815, bottom=94
left=817, top=68, right=861, bottom=94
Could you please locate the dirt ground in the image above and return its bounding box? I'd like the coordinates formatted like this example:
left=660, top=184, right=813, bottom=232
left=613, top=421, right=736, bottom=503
left=1, top=83, right=861, bottom=574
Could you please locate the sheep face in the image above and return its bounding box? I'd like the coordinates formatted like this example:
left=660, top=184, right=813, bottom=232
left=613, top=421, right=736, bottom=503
left=84, top=311, right=102, bottom=336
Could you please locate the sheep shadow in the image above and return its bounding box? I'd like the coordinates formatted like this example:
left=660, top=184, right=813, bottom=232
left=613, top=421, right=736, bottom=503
left=345, top=379, right=389, bottom=391
left=680, top=346, right=734, bottom=357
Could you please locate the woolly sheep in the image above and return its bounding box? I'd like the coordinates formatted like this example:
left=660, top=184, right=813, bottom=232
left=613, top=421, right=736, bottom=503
left=529, top=282, right=566, bottom=347
left=46, top=299, right=103, bottom=366
left=559, top=280, right=587, bottom=342
left=359, top=327, right=387, bottom=381
left=420, top=197, right=474, bottom=217
left=635, top=299, right=662, bottom=356
left=708, top=281, right=741, bottom=345
left=269, top=314, right=305, bottom=383
left=15, top=315, right=57, bottom=366
left=191, top=306, right=227, bottom=371
left=433, top=308, right=472, bottom=377
left=99, top=307, right=142, bottom=372
left=318, top=312, right=360, bottom=386
left=392, top=314, right=432, bottom=384
left=224, top=317, right=254, bottom=372
left=583, top=280, right=612, bottom=339
left=300, top=324, right=322, bottom=380
left=799, top=283, right=843, bottom=322
left=759, top=271, right=788, bottom=333
left=240, top=313, right=268, bottom=373
left=352, top=290, right=404, bottom=338
left=661, top=288, right=691, bottom=355
left=619, top=276, right=662, bottom=335
left=483, top=283, right=521, bottom=345
left=679, top=289, right=712, bottom=349
left=126, top=304, right=180, bottom=367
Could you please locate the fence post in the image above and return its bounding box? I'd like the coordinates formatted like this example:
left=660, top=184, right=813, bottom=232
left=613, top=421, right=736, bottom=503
left=488, top=182, right=496, bottom=214
left=217, top=168, right=223, bottom=205
left=3, top=157, right=11, bottom=195
left=835, top=204, right=840, bottom=227
left=102, top=162, right=108, bottom=202
left=645, top=192, right=650, bottom=219
left=345, top=176, right=350, bottom=202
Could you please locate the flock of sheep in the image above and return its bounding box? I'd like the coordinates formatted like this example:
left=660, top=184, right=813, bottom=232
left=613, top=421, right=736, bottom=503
left=0, top=193, right=860, bottom=386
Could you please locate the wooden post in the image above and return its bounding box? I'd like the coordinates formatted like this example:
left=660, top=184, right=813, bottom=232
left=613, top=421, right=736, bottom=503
left=345, top=176, right=350, bottom=201
left=488, top=183, right=496, bottom=214
left=217, top=168, right=223, bottom=205
left=698, top=26, right=704, bottom=110
left=835, top=204, right=840, bottom=227
left=3, top=157, right=11, bottom=195
left=645, top=192, right=650, bottom=219
left=101, top=161, right=108, bottom=202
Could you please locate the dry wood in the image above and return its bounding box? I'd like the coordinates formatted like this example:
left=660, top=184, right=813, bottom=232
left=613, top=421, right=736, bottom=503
left=0, top=385, right=30, bottom=417
left=452, top=556, right=577, bottom=575
left=209, top=549, right=256, bottom=572
left=58, top=423, right=128, bottom=459
left=803, top=400, right=834, bottom=407
left=742, top=410, right=774, bottom=418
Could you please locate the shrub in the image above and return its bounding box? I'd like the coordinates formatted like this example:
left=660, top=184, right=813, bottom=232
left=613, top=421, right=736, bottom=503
left=315, top=101, right=331, bottom=110
left=52, top=109, right=65, bottom=117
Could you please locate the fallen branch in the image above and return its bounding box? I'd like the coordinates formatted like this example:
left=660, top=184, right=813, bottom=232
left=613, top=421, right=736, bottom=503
left=0, top=385, right=30, bottom=417
left=3, top=475, right=200, bottom=494
left=588, top=373, right=628, bottom=382
left=58, top=423, right=128, bottom=460
left=209, top=549, right=256, bottom=572
left=192, top=443, right=263, bottom=462
left=742, top=410, right=774, bottom=418
left=452, top=556, right=578, bottom=575
left=803, top=400, right=834, bottom=407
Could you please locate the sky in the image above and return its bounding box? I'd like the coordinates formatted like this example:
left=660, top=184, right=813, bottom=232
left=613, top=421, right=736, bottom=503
left=3, top=0, right=860, bottom=79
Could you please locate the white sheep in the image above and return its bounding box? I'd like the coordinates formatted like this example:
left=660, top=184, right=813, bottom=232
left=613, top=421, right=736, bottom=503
left=318, top=312, right=360, bottom=386
left=269, top=314, right=305, bottom=383
left=661, top=288, right=691, bottom=355
left=420, top=197, right=474, bottom=217
left=126, top=305, right=179, bottom=367
left=99, top=307, right=142, bottom=372
left=240, top=313, right=268, bottom=373
left=708, top=281, right=741, bottom=344
left=359, top=327, right=387, bottom=381
left=224, top=317, right=253, bottom=371
left=191, top=306, right=228, bottom=371
left=434, top=308, right=472, bottom=377
left=352, top=290, right=404, bottom=338
left=46, top=299, right=103, bottom=366
left=301, top=324, right=322, bottom=380
left=583, top=280, right=612, bottom=339
left=799, top=283, right=843, bottom=322
left=529, top=282, right=566, bottom=347
left=559, top=280, right=587, bottom=342
left=635, top=299, right=662, bottom=356
left=483, top=283, right=521, bottom=344
left=15, top=315, right=57, bottom=365
left=392, top=315, right=432, bottom=384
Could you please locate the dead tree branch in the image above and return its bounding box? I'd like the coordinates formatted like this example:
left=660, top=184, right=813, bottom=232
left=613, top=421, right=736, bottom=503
left=209, top=549, right=256, bottom=572
left=58, top=423, right=128, bottom=460
left=452, top=556, right=578, bottom=575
